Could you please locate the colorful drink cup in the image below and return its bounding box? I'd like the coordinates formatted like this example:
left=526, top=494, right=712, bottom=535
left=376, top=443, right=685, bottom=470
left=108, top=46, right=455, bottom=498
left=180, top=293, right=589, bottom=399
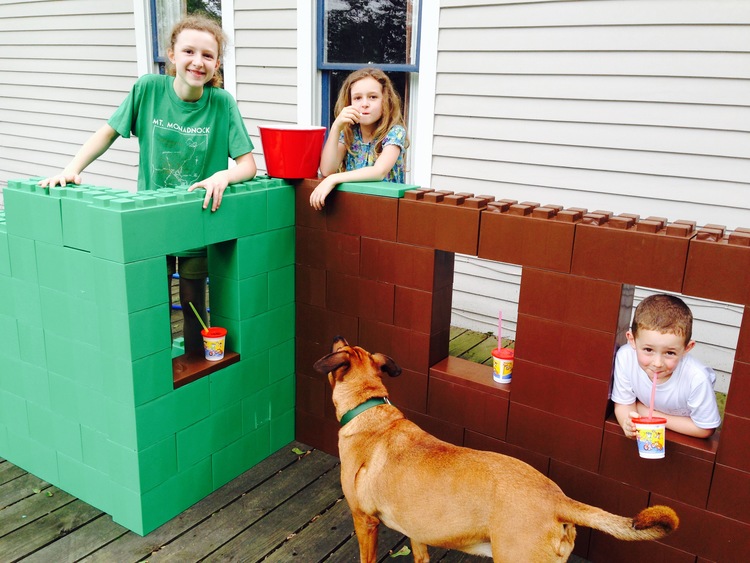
left=632, top=416, right=667, bottom=459
left=201, top=327, right=227, bottom=361
left=491, top=348, right=514, bottom=384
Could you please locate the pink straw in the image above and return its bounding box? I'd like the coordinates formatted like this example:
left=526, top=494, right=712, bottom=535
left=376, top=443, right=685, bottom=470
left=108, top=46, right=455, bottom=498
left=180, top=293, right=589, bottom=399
left=649, top=373, right=657, bottom=419
left=498, top=310, right=502, bottom=349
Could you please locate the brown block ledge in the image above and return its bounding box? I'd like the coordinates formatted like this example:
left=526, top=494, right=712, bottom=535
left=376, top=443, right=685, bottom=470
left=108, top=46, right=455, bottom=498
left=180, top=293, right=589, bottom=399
left=173, top=351, right=241, bottom=388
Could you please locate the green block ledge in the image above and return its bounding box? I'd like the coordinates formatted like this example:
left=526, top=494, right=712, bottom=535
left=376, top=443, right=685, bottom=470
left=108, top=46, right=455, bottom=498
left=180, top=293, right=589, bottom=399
left=336, top=181, right=420, bottom=198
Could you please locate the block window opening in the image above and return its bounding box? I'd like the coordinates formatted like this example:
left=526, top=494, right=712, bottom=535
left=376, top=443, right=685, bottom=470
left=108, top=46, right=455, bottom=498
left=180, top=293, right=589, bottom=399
left=620, top=287, right=743, bottom=427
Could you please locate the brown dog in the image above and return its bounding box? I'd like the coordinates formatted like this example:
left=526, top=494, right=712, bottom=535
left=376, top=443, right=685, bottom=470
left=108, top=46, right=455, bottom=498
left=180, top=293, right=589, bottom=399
left=314, top=337, right=679, bottom=563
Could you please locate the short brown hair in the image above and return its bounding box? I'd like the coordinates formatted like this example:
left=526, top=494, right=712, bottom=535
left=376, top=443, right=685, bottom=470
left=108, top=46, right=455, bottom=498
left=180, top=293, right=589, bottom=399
left=165, top=14, right=226, bottom=88
left=631, top=294, right=693, bottom=345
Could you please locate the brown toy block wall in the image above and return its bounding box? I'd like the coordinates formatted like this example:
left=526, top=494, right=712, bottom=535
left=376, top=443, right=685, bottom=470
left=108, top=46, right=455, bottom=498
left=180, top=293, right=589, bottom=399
left=294, top=181, right=750, bottom=560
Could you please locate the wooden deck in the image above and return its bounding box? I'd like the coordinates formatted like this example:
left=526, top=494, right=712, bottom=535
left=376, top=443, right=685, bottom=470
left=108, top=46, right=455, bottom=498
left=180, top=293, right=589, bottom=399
left=0, top=320, right=593, bottom=562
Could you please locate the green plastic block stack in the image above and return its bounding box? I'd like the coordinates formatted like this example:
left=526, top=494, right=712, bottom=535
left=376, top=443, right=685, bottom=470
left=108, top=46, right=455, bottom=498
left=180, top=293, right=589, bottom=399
left=0, top=176, right=296, bottom=535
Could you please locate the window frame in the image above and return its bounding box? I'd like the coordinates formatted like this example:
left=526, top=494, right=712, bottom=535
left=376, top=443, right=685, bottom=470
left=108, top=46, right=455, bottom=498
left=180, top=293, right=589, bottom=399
left=316, top=0, right=422, bottom=129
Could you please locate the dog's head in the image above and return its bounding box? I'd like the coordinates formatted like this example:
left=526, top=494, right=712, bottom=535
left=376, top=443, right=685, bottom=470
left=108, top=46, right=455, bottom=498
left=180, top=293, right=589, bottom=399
left=313, top=336, right=401, bottom=393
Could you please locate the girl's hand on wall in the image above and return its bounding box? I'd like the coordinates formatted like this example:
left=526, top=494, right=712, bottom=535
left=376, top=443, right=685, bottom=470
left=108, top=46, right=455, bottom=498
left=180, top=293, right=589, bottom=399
left=310, top=177, right=336, bottom=210
left=189, top=175, right=229, bottom=212
left=38, top=172, right=81, bottom=189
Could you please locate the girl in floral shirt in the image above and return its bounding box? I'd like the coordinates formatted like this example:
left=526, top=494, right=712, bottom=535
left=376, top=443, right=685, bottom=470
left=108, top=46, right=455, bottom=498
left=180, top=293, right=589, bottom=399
left=311, top=67, right=409, bottom=210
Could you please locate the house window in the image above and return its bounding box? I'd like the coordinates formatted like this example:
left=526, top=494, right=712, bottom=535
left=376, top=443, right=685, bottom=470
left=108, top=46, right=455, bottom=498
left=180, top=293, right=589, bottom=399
left=318, top=0, right=421, bottom=130
left=150, top=0, right=222, bottom=73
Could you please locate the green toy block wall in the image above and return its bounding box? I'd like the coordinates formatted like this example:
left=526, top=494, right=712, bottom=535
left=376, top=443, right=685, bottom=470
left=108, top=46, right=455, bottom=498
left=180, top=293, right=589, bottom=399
left=0, top=177, right=296, bottom=535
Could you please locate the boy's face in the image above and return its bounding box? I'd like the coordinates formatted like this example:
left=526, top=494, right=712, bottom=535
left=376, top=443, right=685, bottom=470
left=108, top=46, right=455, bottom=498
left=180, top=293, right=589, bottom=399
left=350, top=77, right=384, bottom=127
left=626, top=329, right=695, bottom=382
left=169, top=29, right=220, bottom=97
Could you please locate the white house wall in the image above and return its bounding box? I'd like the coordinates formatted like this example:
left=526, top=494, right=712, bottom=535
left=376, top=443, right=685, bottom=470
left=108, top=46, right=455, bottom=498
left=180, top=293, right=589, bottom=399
left=0, top=1, right=141, bottom=193
left=438, top=0, right=749, bottom=391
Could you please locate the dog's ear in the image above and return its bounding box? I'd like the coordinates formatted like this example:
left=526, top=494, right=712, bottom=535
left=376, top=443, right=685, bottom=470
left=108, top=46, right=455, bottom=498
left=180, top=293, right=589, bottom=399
left=372, top=353, right=402, bottom=378
left=313, top=350, right=350, bottom=376
left=331, top=335, right=348, bottom=352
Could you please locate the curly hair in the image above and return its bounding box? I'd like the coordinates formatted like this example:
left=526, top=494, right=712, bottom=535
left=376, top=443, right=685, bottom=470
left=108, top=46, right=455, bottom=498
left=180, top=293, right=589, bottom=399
left=165, top=14, right=226, bottom=88
left=631, top=294, right=694, bottom=345
left=334, top=67, right=409, bottom=164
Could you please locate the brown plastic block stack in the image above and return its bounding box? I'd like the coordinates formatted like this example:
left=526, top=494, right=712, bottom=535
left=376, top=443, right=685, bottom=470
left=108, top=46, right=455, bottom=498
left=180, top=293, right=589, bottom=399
left=478, top=204, right=579, bottom=272
left=398, top=190, right=484, bottom=254
left=293, top=180, right=750, bottom=560
left=571, top=215, right=693, bottom=292
left=599, top=417, right=716, bottom=509
left=428, top=356, right=510, bottom=440
left=683, top=227, right=750, bottom=305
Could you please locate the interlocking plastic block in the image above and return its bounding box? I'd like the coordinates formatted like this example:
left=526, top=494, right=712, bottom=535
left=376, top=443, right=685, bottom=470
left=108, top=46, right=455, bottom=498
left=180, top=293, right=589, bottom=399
left=716, top=413, right=750, bottom=472
left=571, top=220, right=691, bottom=292
left=506, top=402, right=603, bottom=472
left=208, top=273, right=268, bottom=321
left=295, top=264, right=327, bottom=308
left=11, top=276, right=43, bottom=328
left=27, top=402, right=83, bottom=461
left=265, top=182, right=295, bottom=231
left=236, top=302, right=294, bottom=357
left=176, top=402, right=242, bottom=469
left=378, top=366, right=427, bottom=413
left=336, top=180, right=420, bottom=198
left=464, top=430, right=550, bottom=475
left=88, top=192, right=207, bottom=263
left=724, top=360, right=750, bottom=417
left=8, top=234, right=38, bottom=283
left=589, top=522, right=697, bottom=562
left=518, top=268, right=631, bottom=332
left=600, top=416, right=715, bottom=507
left=4, top=178, right=64, bottom=245
left=295, top=408, right=339, bottom=457
left=394, top=284, right=452, bottom=335
left=212, top=424, right=272, bottom=490
left=683, top=234, right=750, bottom=305
left=134, top=377, right=210, bottom=450
left=512, top=359, right=609, bottom=426
left=325, top=271, right=395, bottom=324
left=651, top=493, right=750, bottom=562
left=0, top=216, right=10, bottom=277
left=359, top=319, right=448, bottom=374
left=429, top=356, right=509, bottom=438
left=270, top=407, right=295, bottom=451
left=360, top=238, right=455, bottom=292
left=208, top=227, right=295, bottom=280
left=736, top=307, right=750, bottom=364
left=707, top=463, right=750, bottom=525
left=428, top=374, right=508, bottom=439
left=514, top=314, right=620, bottom=381
left=396, top=197, right=436, bottom=248
left=295, top=225, right=326, bottom=269
left=97, top=304, right=172, bottom=361
left=550, top=460, right=651, bottom=561
left=478, top=208, right=576, bottom=273
left=296, top=372, right=327, bottom=417
left=400, top=406, right=465, bottom=447
left=397, top=194, right=482, bottom=254
left=203, top=188, right=267, bottom=244
left=293, top=181, right=327, bottom=231
left=296, top=336, right=333, bottom=381
left=295, top=302, right=359, bottom=349
left=325, top=191, right=399, bottom=241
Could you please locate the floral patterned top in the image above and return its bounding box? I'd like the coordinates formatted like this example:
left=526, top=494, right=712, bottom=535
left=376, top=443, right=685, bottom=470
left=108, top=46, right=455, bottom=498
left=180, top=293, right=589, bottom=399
left=340, top=124, right=406, bottom=183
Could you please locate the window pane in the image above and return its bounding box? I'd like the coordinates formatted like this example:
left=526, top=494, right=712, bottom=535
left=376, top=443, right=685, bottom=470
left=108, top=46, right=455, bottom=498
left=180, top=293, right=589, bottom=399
left=154, top=0, right=185, bottom=60
left=323, top=0, right=418, bottom=65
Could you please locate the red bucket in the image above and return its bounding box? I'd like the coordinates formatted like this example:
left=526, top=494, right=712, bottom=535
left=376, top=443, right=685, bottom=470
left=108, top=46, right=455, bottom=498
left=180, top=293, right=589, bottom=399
left=259, top=125, right=326, bottom=179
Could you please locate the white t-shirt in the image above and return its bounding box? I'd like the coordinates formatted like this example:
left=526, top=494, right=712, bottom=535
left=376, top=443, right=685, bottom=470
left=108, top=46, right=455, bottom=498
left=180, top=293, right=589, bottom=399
left=610, top=344, right=721, bottom=429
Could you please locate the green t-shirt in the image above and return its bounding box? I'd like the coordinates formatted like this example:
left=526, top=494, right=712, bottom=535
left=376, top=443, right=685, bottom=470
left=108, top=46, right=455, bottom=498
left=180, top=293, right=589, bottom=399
left=108, top=74, right=254, bottom=256
left=109, top=74, right=254, bottom=190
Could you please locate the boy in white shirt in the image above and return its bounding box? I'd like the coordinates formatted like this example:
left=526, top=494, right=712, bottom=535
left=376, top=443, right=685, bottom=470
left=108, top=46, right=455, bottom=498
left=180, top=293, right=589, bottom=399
left=612, top=294, right=721, bottom=439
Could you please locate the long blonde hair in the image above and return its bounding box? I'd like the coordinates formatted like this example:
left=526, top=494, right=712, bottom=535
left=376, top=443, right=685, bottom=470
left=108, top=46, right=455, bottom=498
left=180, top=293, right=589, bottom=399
left=165, top=14, right=226, bottom=88
left=334, top=67, right=409, bottom=161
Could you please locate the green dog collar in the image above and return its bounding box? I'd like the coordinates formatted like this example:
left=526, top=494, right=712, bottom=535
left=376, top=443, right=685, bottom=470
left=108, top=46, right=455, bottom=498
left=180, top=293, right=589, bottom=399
left=340, top=397, right=390, bottom=426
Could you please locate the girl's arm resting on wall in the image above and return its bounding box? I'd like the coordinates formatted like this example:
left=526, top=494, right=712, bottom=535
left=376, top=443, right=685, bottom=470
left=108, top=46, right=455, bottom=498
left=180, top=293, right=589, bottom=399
left=39, top=124, right=120, bottom=188
left=319, top=131, right=347, bottom=177
left=189, top=152, right=257, bottom=212
left=310, top=144, right=401, bottom=210
left=634, top=402, right=715, bottom=438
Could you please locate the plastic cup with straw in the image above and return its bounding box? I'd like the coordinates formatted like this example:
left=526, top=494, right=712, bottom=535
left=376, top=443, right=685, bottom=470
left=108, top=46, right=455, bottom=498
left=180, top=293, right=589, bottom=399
left=189, top=301, right=227, bottom=361
left=632, top=372, right=667, bottom=459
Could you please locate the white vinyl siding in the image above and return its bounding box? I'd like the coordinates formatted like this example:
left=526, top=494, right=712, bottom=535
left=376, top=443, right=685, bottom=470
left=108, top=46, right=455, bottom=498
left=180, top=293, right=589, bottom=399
left=233, top=0, right=298, bottom=174
left=0, top=1, right=140, bottom=194
left=437, top=1, right=750, bottom=391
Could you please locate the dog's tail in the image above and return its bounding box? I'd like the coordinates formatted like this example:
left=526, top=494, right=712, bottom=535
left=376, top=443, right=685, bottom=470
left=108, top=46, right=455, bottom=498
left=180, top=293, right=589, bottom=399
left=559, top=499, right=678, bottom=541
